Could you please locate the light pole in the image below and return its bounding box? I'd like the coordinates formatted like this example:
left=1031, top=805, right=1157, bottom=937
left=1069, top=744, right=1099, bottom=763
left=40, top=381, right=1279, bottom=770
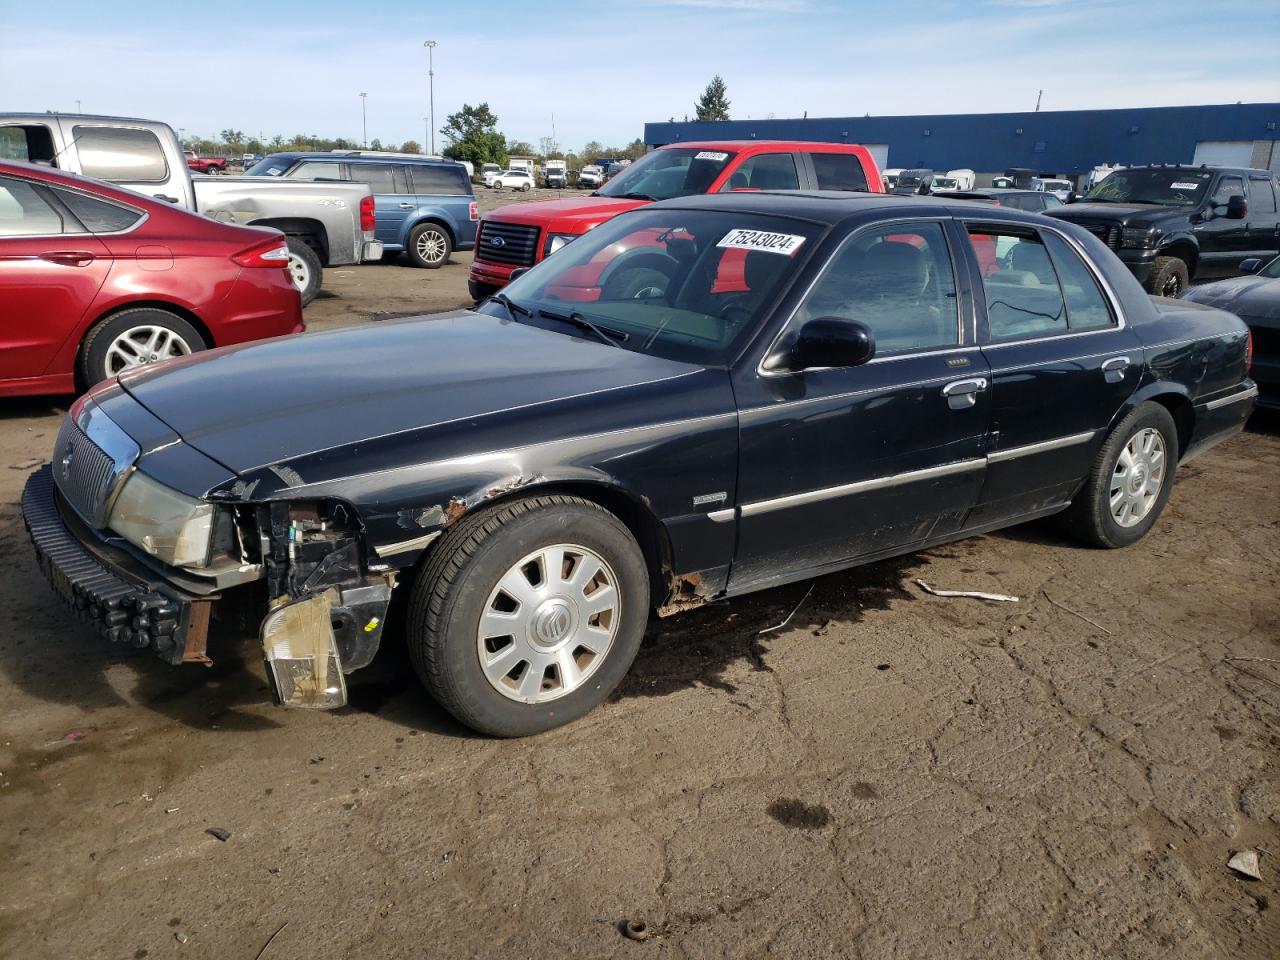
left=423, top=40, right=437, bottom=155
left=75, top=99, right=82, bottom=112
left=423, top=117, right=430, bottom=153
left=360, top=92, right=367, bottom=148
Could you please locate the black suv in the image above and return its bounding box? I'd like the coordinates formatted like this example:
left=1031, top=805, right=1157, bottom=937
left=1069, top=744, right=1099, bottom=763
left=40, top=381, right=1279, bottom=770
left=1048, top=165, right=1280, bottom=297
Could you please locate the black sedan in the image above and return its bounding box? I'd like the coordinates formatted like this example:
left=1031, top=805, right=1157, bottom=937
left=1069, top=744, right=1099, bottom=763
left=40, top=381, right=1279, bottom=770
left=1180, top=254, right=1278, bottom=409
left=931, top=187, right=1063, bottom=213
left=22, top=191, right=1257, bottom=736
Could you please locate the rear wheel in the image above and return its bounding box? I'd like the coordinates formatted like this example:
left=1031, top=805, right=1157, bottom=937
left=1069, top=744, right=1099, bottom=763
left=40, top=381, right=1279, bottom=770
left=80, top=308, right=206, bottom=386
left=285, top=237, right=322, bottom=305
left=1147, top=256, right=1189, bottom=298
left=522, top=182, right=532, bottom=192
left=407, top=223, right=452, bottom=269
left=205, top=165, right=218, bottom=176
left=1061, top=402, right=1179, bottom=548
left=407, top=495, right=650, bottom=737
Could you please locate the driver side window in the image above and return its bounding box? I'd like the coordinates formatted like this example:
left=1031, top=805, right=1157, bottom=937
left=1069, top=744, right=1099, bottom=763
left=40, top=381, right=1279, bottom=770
left=1211, top=176, right=1244, bottom=206
left=797, top=222, right=959, bottom=356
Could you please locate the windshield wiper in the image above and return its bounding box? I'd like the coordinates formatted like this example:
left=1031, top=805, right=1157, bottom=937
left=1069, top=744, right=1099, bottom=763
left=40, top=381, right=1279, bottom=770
left=616, top=191, right=658, bottom=202
left=490, top=292, right=531, bottom=322
left=537, top=307, right=630, bottom=347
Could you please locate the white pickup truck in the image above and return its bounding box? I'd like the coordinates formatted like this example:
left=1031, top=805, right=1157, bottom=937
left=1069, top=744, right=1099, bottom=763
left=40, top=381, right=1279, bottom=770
left=0, top=113, right=383, bottom=305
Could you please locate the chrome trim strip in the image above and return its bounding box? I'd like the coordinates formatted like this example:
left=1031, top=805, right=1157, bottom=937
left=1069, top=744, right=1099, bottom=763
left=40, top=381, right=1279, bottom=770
left=987, top=430, right=1096, bottom=464
left=707, top=508, right=735, bottom=523
left=739, top=458, right=985, bottom=518
left=1203, top=384, right=1259, bottom=411
left=374, top=531, right=441, bottom=558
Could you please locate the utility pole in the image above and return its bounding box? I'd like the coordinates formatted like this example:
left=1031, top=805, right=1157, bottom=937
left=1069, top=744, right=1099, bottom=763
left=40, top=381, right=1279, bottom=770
left=423, top=40, right=437, bottom=155
left=1035, top=89, right=1043, bottom=112
left=75, top=99, right=82, bottom=112
left=360, top=92, right=368, bottom=148
left=423, top=117, right=430, bottom=153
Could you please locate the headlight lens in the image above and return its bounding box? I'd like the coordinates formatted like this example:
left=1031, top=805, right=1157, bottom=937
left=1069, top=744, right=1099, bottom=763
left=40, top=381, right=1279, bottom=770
left=108, top=471, right=214, bottom=568
left=544, top=233, right=578, bottom=257
left=1120, top=227, right=1158, bottom=249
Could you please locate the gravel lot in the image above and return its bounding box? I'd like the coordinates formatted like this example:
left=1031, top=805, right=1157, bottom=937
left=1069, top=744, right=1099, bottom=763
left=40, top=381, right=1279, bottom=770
left=1, top=187, right=1277, bottom=959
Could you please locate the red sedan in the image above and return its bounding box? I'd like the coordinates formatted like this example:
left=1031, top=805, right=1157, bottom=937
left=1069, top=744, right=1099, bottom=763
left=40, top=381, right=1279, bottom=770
left=0, top=161, right=303, bottom=397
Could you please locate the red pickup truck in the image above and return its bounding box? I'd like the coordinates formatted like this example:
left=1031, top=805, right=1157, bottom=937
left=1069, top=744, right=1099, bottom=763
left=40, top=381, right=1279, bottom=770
left=468, top=139, right=883, bottom=300
left=184, top=149, right=228, bottom=175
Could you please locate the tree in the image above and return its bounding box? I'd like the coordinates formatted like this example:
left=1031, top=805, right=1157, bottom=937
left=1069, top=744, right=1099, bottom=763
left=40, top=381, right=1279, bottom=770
left=582, top=140, right=604, bottom=161
left=399, top=140, right=421, bottom=154
left=370, top=138, right=383, bottom=151
left=440, top=103, right=507, bottom=167
left=506, top=139, right=535, bottom=157
left=621, top=138, right=647, bottom=160
left=695, top=76, right=730, bottom=121
left=270, top=135, right=285, bottom=149
left=219, top=128, right=246, bottom=150
left=538, top=136, right=562, bottom=160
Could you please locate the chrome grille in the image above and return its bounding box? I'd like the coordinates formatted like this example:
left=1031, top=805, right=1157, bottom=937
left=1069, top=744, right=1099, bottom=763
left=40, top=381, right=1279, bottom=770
left=477, top=220, right=540, bottom=266
left=51, top=410, right=139, bottom=528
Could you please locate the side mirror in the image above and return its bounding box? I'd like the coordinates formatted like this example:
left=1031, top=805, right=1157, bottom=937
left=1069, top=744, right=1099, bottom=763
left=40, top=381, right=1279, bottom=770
left=764, top=318, right=875, bottom=373
left=1239, top=258, right=1262, bottom=275
left=1226, top=194, right=1248, bottom=220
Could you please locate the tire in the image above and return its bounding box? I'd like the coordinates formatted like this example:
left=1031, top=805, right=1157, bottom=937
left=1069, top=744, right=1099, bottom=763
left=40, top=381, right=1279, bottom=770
left=1060, top=402, right=1179, bottom=548
left=469, top=279, right=499, bottom=303
left=521, top=182, right=531, bottom=192
left=285, top=237, right=323, bottom=305
left=205, top=165, right=218, bottom=176
left=79, top=307, right=207, bottom=387
left=406, top=222, right=452, bottom=269
left=407, top=495, right=650, bottom=737
left=1146, top=256, right=1189, bottom=298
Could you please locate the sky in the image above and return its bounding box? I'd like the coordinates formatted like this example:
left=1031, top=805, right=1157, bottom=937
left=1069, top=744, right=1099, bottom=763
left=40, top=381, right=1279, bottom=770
left=2, top=0, right=1278, bottom=153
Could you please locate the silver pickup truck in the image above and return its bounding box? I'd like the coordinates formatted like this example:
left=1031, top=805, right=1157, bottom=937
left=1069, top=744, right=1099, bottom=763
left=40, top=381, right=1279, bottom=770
left=0, top=113, right=382, bottom=304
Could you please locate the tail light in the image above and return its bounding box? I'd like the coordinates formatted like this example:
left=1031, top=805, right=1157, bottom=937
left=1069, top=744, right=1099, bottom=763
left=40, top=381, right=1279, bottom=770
left=233, top=237, right=290, bottom=268
left=469, top=201, right=478, bottom=221
left=360, top=195, right=376, bottom=232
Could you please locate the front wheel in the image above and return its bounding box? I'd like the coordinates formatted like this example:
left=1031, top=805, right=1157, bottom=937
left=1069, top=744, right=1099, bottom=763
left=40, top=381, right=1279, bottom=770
left=1061, top=402, right=1179, bottom=548
left=407, top=495, right=650, bottom=737
left=406, top=223, right=452, bottom=269
left=1147, top=256, right=1189, bottom=298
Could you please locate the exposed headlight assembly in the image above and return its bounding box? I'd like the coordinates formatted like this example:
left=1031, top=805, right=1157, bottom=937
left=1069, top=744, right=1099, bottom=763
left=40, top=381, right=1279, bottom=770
left=108, top=471, right=215, bottom=569
left=544, top=232, right=578, bottom=257
left=1120, top=227, right=1158, bottom=249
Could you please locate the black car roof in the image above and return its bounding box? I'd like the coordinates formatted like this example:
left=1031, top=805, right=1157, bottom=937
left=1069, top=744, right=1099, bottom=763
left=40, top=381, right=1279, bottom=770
left=649, top=190, right=1053, bottom=227
left=261, top=151, right=460, bottom=167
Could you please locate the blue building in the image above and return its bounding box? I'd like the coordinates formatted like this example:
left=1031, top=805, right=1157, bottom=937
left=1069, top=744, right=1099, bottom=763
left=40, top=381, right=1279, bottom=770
left=643, top=102, right=1280, bottom=186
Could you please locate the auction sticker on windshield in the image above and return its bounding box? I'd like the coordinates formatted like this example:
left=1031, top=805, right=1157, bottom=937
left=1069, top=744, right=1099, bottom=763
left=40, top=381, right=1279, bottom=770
left=717, top=228, right=807, bottom=255
left=1171, top=182, right=1202, bottom=190
left=695, top=151, right=729, bottom=161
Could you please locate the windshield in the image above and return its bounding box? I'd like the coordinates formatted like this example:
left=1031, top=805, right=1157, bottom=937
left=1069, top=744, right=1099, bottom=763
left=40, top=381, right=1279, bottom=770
left=932, top=177, right=958, bottom=189
left=597, top=148, right=737, bottom=201
left=1085, top=168, right=1212, bottom=206
left=1260, top=256, right=1280, bottom=279
left=246, top=156, right=293, bottom=177
left=481, top=208, right=821, bottom=364
left=897, top=171, right=930, bottom=186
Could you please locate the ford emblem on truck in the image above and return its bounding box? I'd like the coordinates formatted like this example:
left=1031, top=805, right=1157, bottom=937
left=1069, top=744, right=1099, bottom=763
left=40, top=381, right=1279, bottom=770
left=491, top=236, right=506, bottom=247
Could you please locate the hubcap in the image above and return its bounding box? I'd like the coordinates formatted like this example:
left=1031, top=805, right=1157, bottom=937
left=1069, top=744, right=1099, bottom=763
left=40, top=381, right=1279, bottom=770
left=1109, top=427, right=1166, bottom=527
left=416, top=230, right=446, bottom=263
left=104, top=325, right=191, bottom=376
left=1161, top=273, right=1183, bottom=297
left=288, top=252, right=310, bottom=291
left=477, top=543, right=620, bottom=703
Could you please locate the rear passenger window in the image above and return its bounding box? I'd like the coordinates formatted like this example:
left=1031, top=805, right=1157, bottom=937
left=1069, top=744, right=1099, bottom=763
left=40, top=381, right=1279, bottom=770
left=53, top=188, right=143, bottom=233
left=0, top=178, right=67, bottom=236
left=73, top=126, right=168, bottom=183
left=799, top=221, right=958, bottom=355
left=810, top=153, right=868, bottom=192
left=351, top=163, right=399, bottom=194
left=1249, top=178, right=1278, bottom=215
left=721, top=153, right=800, bottom=192
left=1043, top=232, right=1114, bottom=330
left=410, top=164, right=470, bottom=195
left=968, top=228, right=1066, bottom=340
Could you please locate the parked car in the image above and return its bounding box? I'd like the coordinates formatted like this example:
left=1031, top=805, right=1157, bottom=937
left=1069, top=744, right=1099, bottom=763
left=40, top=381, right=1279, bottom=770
left=469, top=139, right=883, bottom=300
left=183, top=149, right=226, bottom=175
left=578, top=164, right=605, bottom=190
left=0, top=114, right=382, bottom=306
left=933, top=188, right=1063, bottom=213
left=945, top=168, right=976, bottom=191
left=480, top=163, right=501, bottom=184
left=1048, top=164, right=1280, bottom=297
left=1181, top=254, right=1279, bottom=409
left=246, top=151, right=477, bottom=269
left=881, top=167, right=903, bottom=191
left=1034, top=178, right=1075, bottom=202
left=22, top=192, right=1254, bottom=737
left=0, top=161, right=302, bottom=396
left=891, top=168, right=934, bottom=195
left=491, top=169, right=535, bottom=192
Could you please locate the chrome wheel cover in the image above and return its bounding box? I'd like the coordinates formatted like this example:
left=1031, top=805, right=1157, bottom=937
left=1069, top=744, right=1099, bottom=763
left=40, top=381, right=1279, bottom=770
left=1110, top=427, right=1166, bottom=527
left=288, top=251, right=311, bottom=291
left=104, top=325, right=192, bottom=376
left=415, top=229, right=447, bottom=263
left=1160, top=272, right=1183, bottom=297
left=477, top=543, right=620, bottom=703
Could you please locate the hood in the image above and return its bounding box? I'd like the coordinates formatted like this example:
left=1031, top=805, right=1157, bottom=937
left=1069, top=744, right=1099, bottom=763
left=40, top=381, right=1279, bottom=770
left=1181, top=275, right=1280, bottom=325
left=117, top=311, right=698, bottom=477
left=1048, top=202, right=1187, bottom=225
left=486, top=196, right=647, bottom=233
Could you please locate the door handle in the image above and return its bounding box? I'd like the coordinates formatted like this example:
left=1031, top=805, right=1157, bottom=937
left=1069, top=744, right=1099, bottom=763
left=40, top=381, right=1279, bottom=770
left=941, top=377, right=988, bottom=410
left=40, top=251, right=97, bottom=267
left=398, top=202, right=415, bottom=209
left=1101, top=356, right=1130, bottom=384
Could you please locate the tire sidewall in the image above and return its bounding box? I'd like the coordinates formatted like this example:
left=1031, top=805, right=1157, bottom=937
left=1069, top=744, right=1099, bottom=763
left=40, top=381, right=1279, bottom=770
left=423, top=503, right=649, bottom=736
left=1151, top=257, right=1188, bottom=297
left=284, top=237, right=322, bottom=305
left=1089, top=404, right=1179, bottom=547
left=81, top=308, right=206, bottom=387
left=408, top=223, right=452, bottom=269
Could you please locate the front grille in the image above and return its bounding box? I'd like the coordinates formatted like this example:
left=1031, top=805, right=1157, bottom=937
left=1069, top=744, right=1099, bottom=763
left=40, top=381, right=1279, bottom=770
left=1080, top=222, right=1121, bottom=250
left=477, top=220, right=540, bottom=266
left=53, top=417, right=118, bottom=525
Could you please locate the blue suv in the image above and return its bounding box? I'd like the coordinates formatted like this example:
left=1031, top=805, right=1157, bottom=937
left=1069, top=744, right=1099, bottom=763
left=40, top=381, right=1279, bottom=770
left=247, top=152, right=477, bottom=269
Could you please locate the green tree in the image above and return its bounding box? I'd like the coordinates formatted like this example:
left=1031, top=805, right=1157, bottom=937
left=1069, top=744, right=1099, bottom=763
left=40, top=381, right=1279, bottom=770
left=695, top=76, right=730, bottom=121
left=440, top=103, right=507, bottom=167
left=582, top=140, right=604, bottom=161
left=621, top=138, right=647, bottom=160
left=370, top=137, right=383, bottom=151
left=506, top=139, right=535, bottom=157
left=399, top=140, right=421, bottom=154
left=219, top=128, right=246, bottom=151
left=270, top=134, right=285, bottom=149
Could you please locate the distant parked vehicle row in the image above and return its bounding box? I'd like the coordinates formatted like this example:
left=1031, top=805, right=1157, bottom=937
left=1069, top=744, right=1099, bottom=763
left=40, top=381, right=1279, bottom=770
left=933, top=187, right=1063, bottom=213
left=490, top=169, right=534, bottom=192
